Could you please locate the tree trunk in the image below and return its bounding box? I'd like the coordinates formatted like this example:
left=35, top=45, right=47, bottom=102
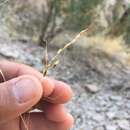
left=38, top=0, right=57, bottom=46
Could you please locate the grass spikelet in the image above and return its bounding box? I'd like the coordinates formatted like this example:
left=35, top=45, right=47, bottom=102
left=42, top=28, right=89, bottom=76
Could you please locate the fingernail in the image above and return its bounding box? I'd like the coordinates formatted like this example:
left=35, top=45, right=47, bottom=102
left=13, top=78, right=36, bottom=103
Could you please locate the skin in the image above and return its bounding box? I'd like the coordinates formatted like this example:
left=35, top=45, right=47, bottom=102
left=0, top=60, right=74, bottom=130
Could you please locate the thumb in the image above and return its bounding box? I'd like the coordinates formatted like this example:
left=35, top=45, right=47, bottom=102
left=0, top=75, right=43, bottom=124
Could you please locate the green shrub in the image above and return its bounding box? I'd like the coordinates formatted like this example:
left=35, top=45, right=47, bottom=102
left=64, top=0, right=103, bottom=31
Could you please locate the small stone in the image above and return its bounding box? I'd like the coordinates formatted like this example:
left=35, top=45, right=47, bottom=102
left=117, top=120, right=130, bottom=130
left=94, top=126, right=104, bottom=130
left=109, top=96, right=122, bottom=101
left=126, top=101, right=130, bottom=109
left=126, top=92, right=130, bottom=99
left=114, top=111, right=129, bottom=119
left=106, top=112, right=116, bottom=119
left=92, top=114, right=104, bottom=122
left=105, top=125, right=117, bottom=130
left=84, top=84, right=99, bottom=93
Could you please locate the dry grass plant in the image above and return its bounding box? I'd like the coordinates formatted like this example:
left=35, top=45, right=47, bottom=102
left=0, top=27, right=89, bottom=130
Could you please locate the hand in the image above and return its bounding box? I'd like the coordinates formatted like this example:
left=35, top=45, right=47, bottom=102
left=0, top=60, right=74, bottom=130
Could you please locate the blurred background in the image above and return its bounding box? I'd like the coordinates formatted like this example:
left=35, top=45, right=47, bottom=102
left=0, top=0, right=130, bottom=130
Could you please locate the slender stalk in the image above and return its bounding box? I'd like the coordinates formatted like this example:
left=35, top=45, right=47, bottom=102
left=43, top=28, right=88, bottom=76
left=0, top=69, right=6, bottom=82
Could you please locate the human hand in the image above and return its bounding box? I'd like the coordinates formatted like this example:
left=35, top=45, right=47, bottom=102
left=0, top=61, right=74, bottom=130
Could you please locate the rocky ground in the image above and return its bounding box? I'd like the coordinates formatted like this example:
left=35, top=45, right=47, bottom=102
left=0, top=35, right=130, bottom=130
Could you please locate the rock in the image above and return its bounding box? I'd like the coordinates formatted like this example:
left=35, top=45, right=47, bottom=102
left=92, top=114, right=104, bottom=122
left=83, top=84, right=99, bottom=93
left=126, top=101, right=130, bottom=109
left=126, top=92, right=130, bottom=99
left=106, top=111, right=116, bottom=120
left=117, top=120, right=130, bottom=130
left=105, top=125, right=117, bottom=130
left=114, top=111, right=129, bottom=119
left=109, top=96, right=122, bottom=101
left=94, top=126, right=105, bottom=130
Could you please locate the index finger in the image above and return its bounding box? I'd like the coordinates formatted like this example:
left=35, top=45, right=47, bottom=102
left=0, top=60, right=43, bottom=82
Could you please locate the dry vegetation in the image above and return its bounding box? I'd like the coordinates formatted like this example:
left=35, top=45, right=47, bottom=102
left=87, top=36, right=125, bottom=56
